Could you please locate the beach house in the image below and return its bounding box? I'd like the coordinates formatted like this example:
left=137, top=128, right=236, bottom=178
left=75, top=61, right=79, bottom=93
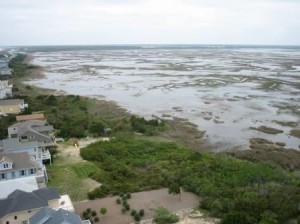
left=0, top=99, right=28, bottom=115
left=0, top=80, right=12, bottom=99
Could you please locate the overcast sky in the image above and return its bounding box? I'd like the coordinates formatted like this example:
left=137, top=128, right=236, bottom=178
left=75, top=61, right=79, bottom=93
left=0, top=0, right=299, bottom=46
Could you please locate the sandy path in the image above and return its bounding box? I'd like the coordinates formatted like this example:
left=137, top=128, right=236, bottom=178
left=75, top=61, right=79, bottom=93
left=75, top=188, right=200, bottom=224
left=56, top=137, right=109, bottom=164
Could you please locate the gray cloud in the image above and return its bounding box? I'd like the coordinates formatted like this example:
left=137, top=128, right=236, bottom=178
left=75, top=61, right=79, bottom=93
left=0, top=0, right=299, bottom=45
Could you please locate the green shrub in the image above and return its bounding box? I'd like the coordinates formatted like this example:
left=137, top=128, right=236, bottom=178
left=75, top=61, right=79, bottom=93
left=153, top=207, right=179, bottom=224
left=91, top=210, right=97, bottom=216
left=134, top=213, right=141, bottom=221
left=139, top=209, right=145, bottom=217
left=131, top=210, right=137, bottom=216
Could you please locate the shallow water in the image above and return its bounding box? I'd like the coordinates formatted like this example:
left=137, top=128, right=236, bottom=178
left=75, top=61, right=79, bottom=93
left=27, top=48, right=300, bottom=151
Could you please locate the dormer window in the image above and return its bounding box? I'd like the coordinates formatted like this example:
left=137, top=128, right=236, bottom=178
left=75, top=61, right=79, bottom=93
left=2, top=163, right=10, bottom=169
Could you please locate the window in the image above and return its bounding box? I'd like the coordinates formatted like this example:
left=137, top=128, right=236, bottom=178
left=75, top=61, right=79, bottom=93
left=6, top=221, right=9, bottom=224
left=30, top=168, right=35, bottom=174
left=3, top=163, right=8, bottom=168
left=20, top=170, right=25, bottom=176
left=10, top=134, right=17, bottom=138
left=21, top=136, right=27, bottom=140
left=1, top=173, right=5, bottom=179
left=14, top=216, right=17, bottom=220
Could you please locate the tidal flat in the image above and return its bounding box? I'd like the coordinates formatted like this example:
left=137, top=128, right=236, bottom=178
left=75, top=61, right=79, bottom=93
left=26, top=47, right=300, bottom=151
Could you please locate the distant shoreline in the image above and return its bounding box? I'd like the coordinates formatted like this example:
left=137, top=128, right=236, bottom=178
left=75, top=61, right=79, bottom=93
left=19, top=54, right=208, bottom=151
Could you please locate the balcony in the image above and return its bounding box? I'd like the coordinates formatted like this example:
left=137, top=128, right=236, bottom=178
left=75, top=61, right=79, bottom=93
left=41, top=150, right=51, bottom=160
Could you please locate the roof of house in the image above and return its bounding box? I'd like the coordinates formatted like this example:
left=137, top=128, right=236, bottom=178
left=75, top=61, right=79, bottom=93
left=29, top=207, right=83, bottom=224
left=0, top=188, right=60, bottom=219
left=16, top=114, right=45, bottom=122
left=0, top=152, right=37, bottom=172
left=10, top=120, right=49, bottom=128
left=0, top=99, right=23, bottom=106
left=19, top=127, right=52, bottom=141
left=1, top=139, right=40, bottom=151
left=0, top=176, right=38, bottom=199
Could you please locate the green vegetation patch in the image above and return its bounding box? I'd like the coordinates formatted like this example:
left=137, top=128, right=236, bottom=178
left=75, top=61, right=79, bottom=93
left=46, top=160, right=101, bottom=201
left=81, top=137, right=300, bottom=223
left=0, top=93, right=166, bottom=139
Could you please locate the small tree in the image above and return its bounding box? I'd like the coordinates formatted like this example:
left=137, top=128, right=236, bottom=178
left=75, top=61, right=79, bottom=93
left=131, top=210, right=137, bottom=216
left=154, top=207, right=179, bottom=224
left=100, top=207, right=107, bottom=216
left=134, top=213, right=141, bottom=221
left=139, top=209, right=145, bottom=217
left=168, top=183, right=181, bottom=200
left=91, top=210, right=97, bottom=217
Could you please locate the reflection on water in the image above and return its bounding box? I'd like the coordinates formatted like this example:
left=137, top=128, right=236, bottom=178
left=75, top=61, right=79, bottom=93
left=27, top=48, right=300, bottom=151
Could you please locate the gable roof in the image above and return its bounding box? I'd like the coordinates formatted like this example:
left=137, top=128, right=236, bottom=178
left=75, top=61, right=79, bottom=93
left=0, top=99, right=23, bottom=106
left=29, top=208, right=82, bottom=224
left=0, top=176, right=38, bottom=199
left=0, top=188, right=60, bottom=219
left=10, top=120, right=49, bottom=128
left=0, top=152, right=37, bottom=172
left=1, top=139, right=40, bottom=151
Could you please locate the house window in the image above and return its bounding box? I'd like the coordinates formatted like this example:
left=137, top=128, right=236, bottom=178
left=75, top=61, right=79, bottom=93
left=6, top=221, right=9, bottom=224
left=10, top=134, right=17, bottom=138
left=20, top=170, right=25, bottom=176
left=21, top=136, right=27, bottom=140
left=14, top=216, right=17, bottom=220
left=30, top=168, right=35, bottom=174
left=1, top=173, right=5, bottom=179
left=11, top=171, right=15, bottom=178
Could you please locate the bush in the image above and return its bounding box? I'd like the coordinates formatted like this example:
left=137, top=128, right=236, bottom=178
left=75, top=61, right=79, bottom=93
left=94, top=217, right=99, bottom=222
left=91, top=210, right=97, bottom=216
left=126, top=192, right=131, bottom=199
left=131, top=210, right=137, bottom=216
left=134, top=213, right=141, bottom=221
left=116, top=198, right=121, bottom=204
left=83, top=211, right=90, bottom=219
left=139, top=209, right=145, bottom=217
left=87, top=208, right=92, bottom=213
left=221, top=212, right=256, bottom=224
left=153, top=207, right=179, bottom=224
left=125, top=204, right=130, bottom=211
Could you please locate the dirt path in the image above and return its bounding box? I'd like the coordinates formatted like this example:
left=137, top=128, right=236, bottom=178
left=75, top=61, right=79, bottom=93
left=75, top=188, right=200, bottom=224
left=56, top=137, right=109, bottom=164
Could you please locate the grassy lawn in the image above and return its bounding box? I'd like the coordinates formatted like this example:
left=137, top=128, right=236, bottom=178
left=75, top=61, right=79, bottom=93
left=46, top=158, right=101, bottom=201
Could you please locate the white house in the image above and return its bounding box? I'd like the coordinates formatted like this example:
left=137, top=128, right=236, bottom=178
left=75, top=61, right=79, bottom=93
left=8, top=120, right=57, bottom=151
left=0, top=152, right=38, bottom=181
left=0, top=80, right=12, bottom=99
left=0, top=139, right=51, bottom=164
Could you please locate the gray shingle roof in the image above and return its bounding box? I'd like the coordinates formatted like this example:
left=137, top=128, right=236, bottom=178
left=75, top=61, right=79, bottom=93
left=29, top=208, right=82, bottom=224
left=32, top=188, right=60, bottom=202
left=2, top=139, right=40, bottom=151
left=10, top=120, right=49, bottom=128
left=0, top=99, right=23, bottom=106
left=0, top=152, right=37, bottom=172
left=0, top=188, right=60, bottom=219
